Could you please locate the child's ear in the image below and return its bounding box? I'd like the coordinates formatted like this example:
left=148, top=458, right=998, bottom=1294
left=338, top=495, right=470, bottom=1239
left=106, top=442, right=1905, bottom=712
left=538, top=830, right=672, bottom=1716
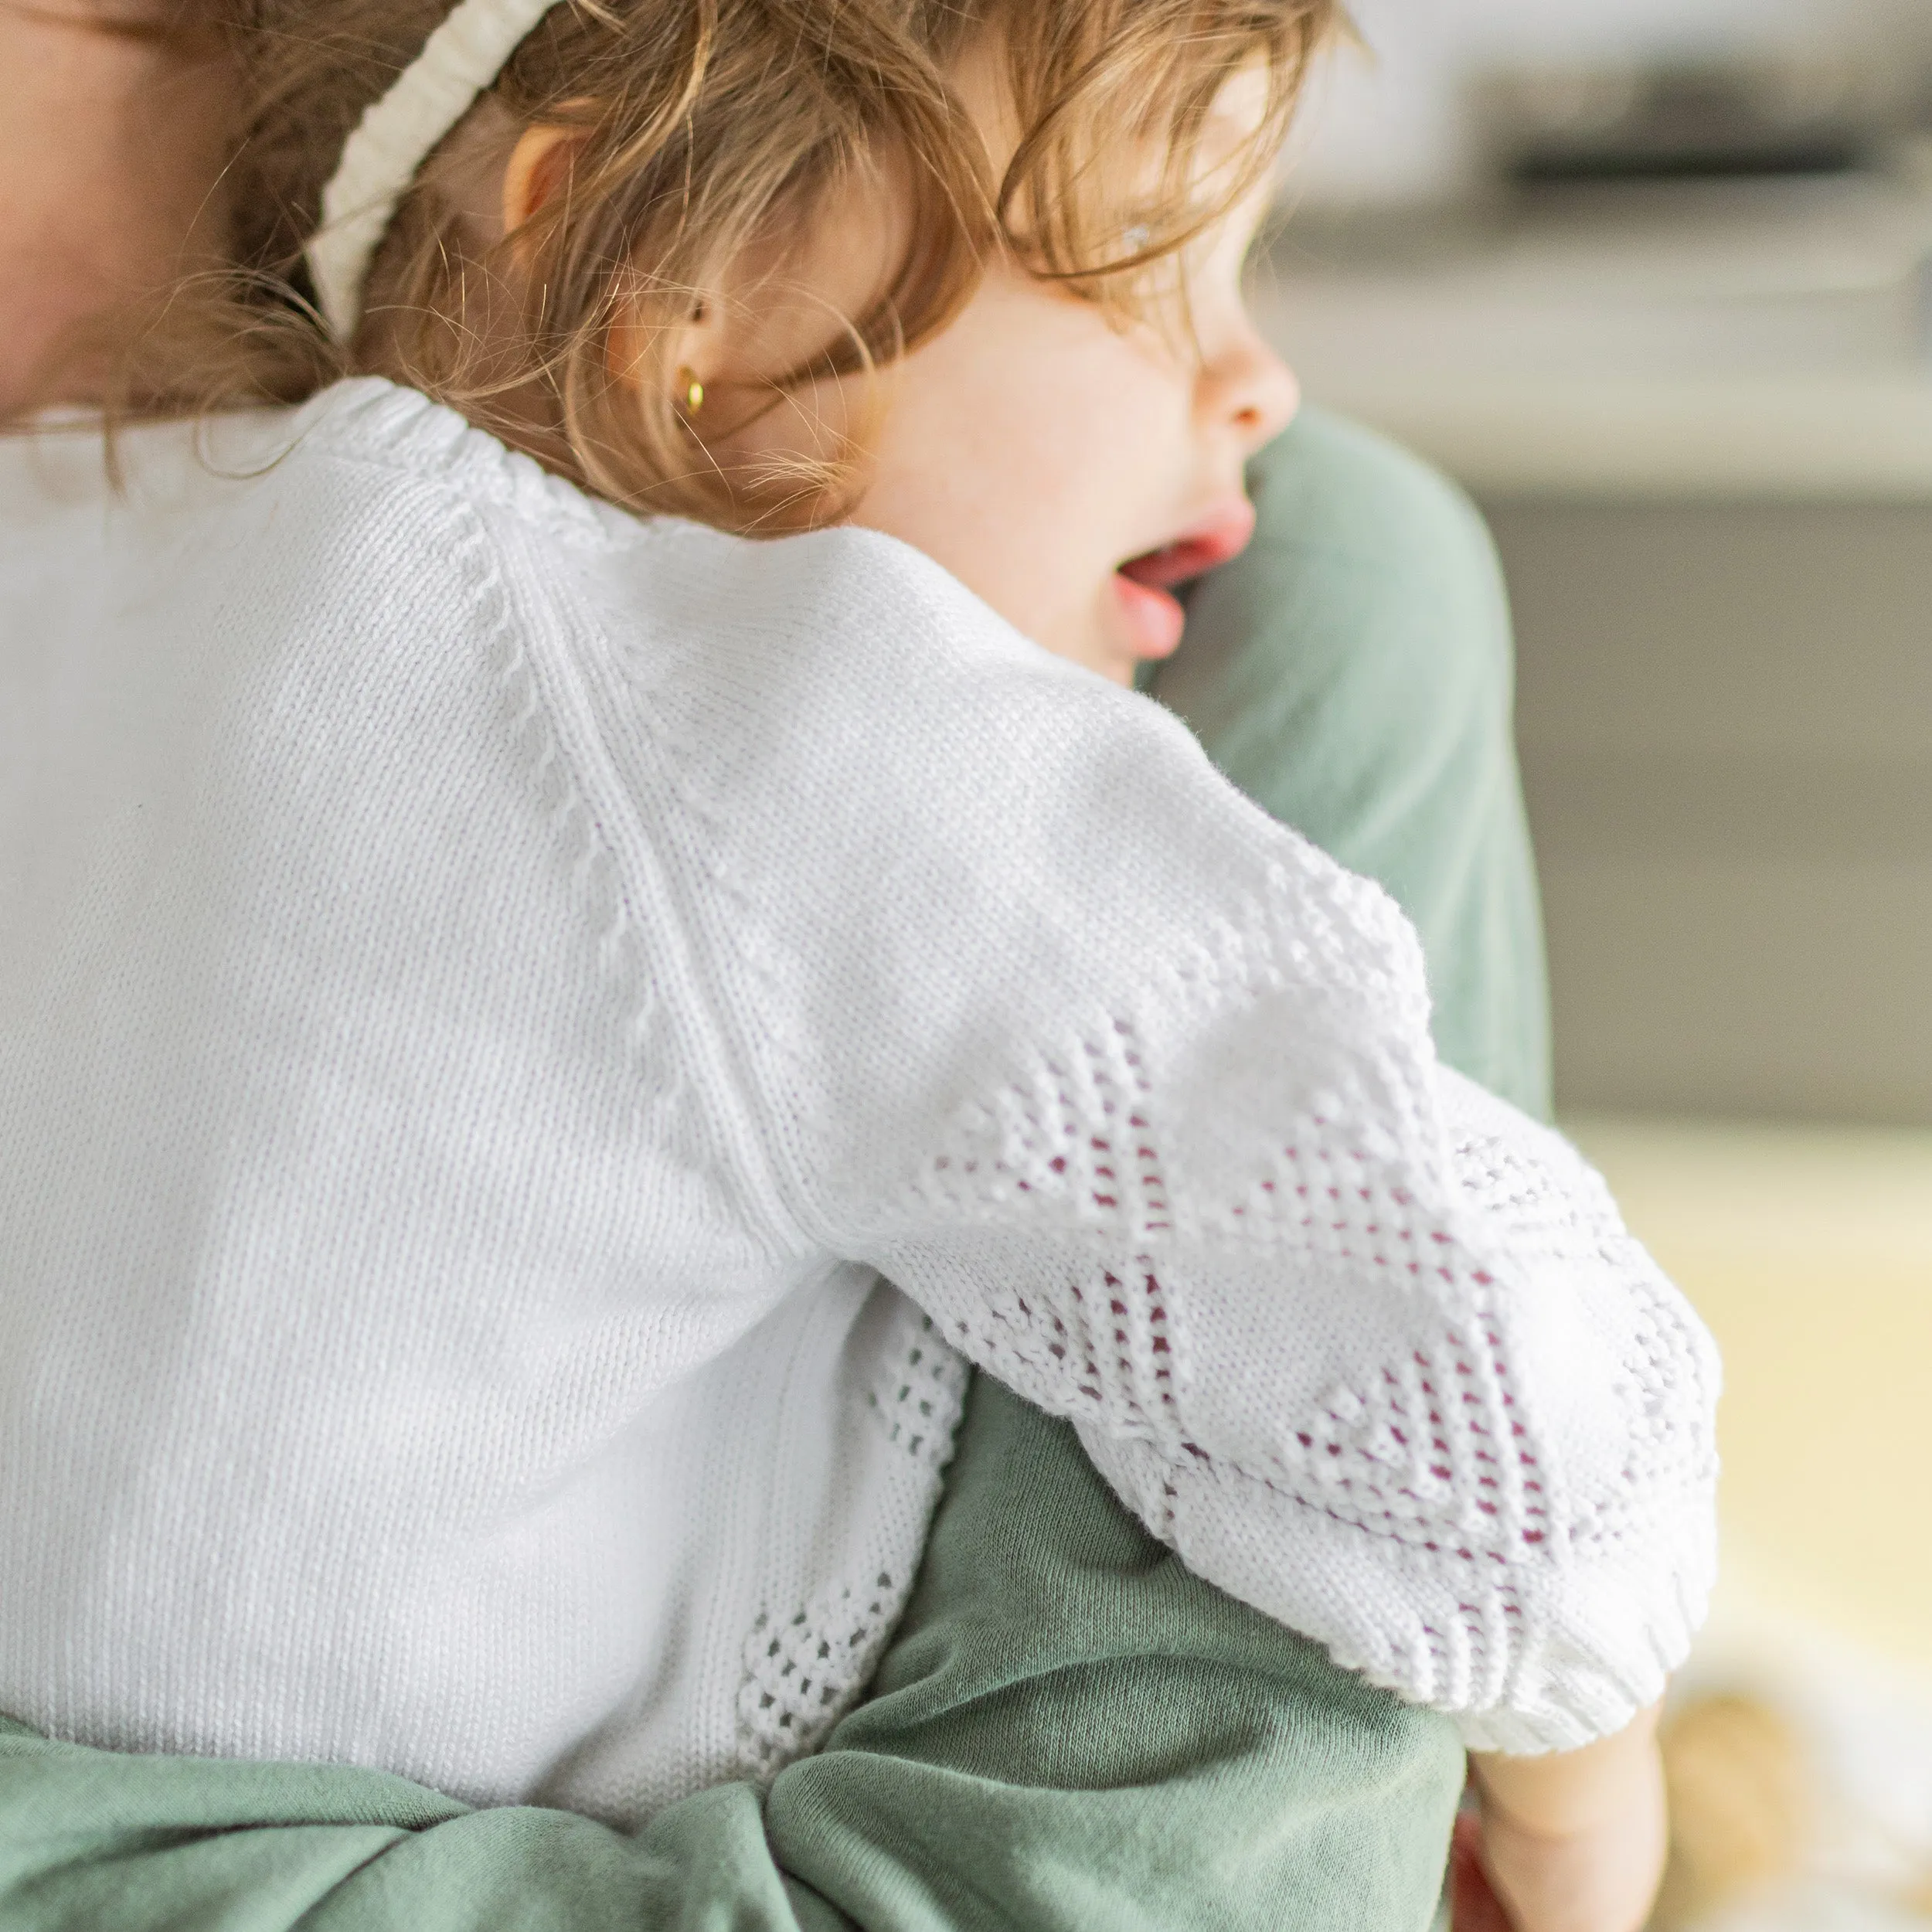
left=500, top=117, right=726, bottom=413
left=609, top=288, right=726, bottom=412
left=502, top=123, right=580, bottom=246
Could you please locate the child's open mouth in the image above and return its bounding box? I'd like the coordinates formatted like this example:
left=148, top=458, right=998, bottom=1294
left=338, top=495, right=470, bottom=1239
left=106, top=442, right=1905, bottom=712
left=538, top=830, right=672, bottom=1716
left=1112, top=503, right=1258, bottom=662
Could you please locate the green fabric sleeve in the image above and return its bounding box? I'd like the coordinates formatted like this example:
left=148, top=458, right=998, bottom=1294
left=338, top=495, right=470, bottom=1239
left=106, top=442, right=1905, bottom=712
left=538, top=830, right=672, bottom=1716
left=1148, top=406, right=1553, bottom=1120
left=0, top=1382, right=1461, bottom=1932
left=767, top=1379, right=1464, bottom=1932
left=0, top=1719, right=797, bottom=1931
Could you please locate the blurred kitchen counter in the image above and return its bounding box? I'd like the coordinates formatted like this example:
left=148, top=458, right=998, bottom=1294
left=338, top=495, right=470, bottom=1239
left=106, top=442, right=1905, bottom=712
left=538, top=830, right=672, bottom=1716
left=1270, top=370, right=1932, bottom=500
left=1256, top=169, right=1932, bottom=499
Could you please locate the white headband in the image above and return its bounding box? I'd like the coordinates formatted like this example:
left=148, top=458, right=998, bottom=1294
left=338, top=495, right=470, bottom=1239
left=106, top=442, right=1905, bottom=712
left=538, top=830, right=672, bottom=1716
left=304, top=0, right=570, bottom=341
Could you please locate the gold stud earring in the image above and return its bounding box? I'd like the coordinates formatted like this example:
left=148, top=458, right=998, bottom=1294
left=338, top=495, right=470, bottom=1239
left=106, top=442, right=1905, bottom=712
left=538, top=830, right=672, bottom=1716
left=677, top=366, right=705, bottom=415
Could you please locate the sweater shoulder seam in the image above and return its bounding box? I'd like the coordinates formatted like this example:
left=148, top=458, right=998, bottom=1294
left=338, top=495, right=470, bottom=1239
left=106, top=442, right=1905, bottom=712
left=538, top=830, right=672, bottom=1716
left=454, top=498, right=811, bottom=1254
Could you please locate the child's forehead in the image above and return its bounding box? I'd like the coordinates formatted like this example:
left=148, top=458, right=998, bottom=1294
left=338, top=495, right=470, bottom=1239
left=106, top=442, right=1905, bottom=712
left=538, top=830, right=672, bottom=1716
left=1102, top=57, right=1284, bottom=195
left=1203, top=62, right=1278, bottom=148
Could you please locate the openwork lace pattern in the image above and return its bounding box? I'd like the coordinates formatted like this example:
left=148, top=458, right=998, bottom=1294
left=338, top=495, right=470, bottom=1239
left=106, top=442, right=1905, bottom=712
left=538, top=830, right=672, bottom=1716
left=736, top=1298, right=967, bottom=1785
left=1448, top=1121, right=1718, bottom=1553
left=736, top=1570, right=906, bottom=1784
left=865, top=1308, right=970, bottom=1473
left=913, top=1016, right=1192, bottom=1456
left=890, top=960, right=1716, bottom=1733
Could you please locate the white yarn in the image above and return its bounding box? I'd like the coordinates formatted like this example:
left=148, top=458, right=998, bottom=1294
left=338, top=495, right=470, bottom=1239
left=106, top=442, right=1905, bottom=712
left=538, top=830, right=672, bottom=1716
left=304, top=0, right=570, bottom=340
left=0, top=379, right=1720, bottom=1820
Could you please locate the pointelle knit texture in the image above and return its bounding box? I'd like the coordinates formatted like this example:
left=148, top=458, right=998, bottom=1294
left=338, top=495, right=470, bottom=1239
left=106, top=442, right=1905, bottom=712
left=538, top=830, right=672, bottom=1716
left=0, top=380, right=1718, bottom=1825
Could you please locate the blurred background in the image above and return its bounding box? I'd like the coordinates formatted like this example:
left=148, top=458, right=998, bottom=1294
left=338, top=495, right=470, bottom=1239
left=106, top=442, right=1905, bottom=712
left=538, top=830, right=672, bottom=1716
left=1257, top=4, right=1932, bottom=1923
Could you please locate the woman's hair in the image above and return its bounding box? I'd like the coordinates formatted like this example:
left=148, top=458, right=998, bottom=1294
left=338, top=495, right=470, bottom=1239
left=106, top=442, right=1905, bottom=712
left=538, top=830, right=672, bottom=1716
left=125, top=0, right=1340, bottom=528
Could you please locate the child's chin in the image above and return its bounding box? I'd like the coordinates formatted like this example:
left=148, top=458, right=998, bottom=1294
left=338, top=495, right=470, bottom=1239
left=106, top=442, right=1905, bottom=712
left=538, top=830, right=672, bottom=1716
left=1079, top=633, right=1146, bottom=688
left=1026, top=610, right=1141, bottom=686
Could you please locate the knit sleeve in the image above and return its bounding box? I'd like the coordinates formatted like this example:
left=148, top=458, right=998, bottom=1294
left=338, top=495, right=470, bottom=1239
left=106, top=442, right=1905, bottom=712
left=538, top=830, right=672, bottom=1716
left=629, top=525, right=1720, bottom=1756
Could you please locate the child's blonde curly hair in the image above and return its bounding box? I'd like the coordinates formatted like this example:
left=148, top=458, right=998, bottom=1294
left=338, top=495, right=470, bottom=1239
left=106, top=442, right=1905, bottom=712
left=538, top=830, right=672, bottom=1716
left=133, top=0, right=1339, bottom=527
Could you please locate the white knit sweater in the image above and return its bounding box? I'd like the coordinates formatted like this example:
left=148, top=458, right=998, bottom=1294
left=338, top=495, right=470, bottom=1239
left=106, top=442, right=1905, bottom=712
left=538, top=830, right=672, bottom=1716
left=0, top=379, right=1718, bottom=1824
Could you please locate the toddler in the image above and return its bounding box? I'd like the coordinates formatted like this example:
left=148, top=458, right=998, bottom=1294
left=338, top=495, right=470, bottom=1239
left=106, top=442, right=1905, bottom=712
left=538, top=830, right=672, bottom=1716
left=0, top=0, right=1716, bottom=1925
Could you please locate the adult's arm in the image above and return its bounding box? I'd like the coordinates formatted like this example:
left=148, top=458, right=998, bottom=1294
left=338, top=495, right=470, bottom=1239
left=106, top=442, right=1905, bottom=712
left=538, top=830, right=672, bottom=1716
left=0, top=1378, right=1463, bottom=1932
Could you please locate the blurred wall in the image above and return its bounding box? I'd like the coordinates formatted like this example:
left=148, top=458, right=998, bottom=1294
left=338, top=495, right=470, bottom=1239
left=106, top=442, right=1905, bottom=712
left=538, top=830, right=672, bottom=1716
left=1494, top=498, right=1932, bottom=1126
left=1290, top=0, right=1916, bottom=207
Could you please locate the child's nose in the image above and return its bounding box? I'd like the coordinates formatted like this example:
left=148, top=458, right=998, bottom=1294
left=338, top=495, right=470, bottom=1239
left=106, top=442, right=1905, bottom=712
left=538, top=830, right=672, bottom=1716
left=1199, top=325, right=1301, bottom=456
